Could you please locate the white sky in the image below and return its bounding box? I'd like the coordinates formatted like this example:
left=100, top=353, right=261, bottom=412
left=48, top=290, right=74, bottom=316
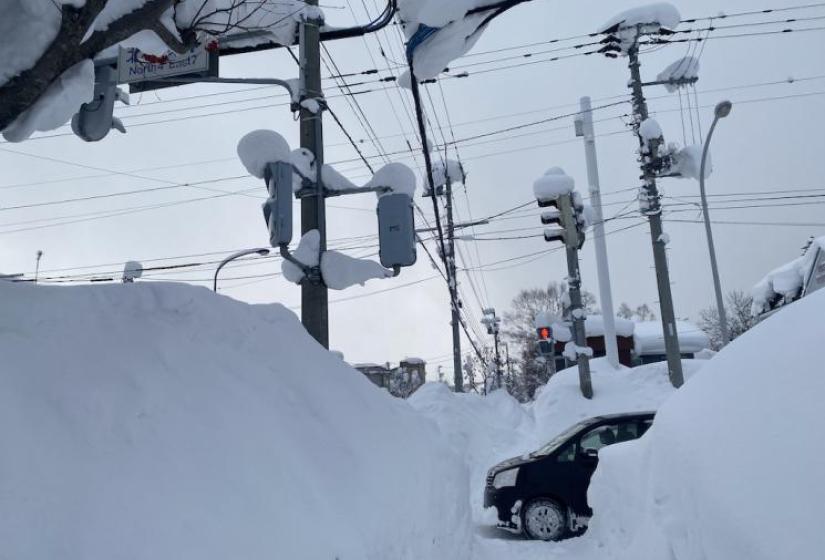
left=1, top=0, right=824, bottom=380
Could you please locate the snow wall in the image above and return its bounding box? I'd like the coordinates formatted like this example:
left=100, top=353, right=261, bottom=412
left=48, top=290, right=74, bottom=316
left=0, top=281, right=472, bottom=560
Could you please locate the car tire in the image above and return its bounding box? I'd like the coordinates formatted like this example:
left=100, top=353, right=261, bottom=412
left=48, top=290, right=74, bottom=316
left=522, top=498, right=567, bottom=541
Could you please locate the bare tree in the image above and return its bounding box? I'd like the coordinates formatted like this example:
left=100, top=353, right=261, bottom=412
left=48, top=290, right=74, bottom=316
left=502, top=282, right=596, bottom=401
left=616, top=301, right=657, bottom=321
left=698, top=290, right=758, bottom=350
left=0, top=0, right=296, bottom=134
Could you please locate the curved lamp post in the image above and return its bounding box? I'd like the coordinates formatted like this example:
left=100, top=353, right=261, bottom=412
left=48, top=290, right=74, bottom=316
left=213, top=248, right=271, bottom=292
left=700, top=100, right=733, bottom=346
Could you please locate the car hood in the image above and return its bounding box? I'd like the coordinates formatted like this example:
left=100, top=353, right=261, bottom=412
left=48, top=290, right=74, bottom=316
left=490, top=454, right=534, bottom=474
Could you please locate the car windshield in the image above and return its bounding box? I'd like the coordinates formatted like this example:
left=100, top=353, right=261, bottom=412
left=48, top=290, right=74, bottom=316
left=531, top=419, right=595, bottom=457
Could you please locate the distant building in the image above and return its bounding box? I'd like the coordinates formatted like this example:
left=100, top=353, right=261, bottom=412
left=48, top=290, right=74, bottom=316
left=352, top=358, right=427, bottom=398
left=632, top=321, right=710, bottom=365
left=551, top=316, right=710, bottom=370
left=552, top=316, right=636, bottom=370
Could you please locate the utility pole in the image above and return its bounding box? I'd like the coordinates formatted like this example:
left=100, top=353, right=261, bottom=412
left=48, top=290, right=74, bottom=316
left=299, top=1, right=329, bottom=348
left=482, top=308, right=503, bottom=390
left=565, top=235, right=594, bottom=399
left=626, top=32, right=684, bottom=388
left=444, top=175, right=463, bottom=392
left=575, top=96, right=620, bottom=369
left=34, top=250, right=43, bottom=284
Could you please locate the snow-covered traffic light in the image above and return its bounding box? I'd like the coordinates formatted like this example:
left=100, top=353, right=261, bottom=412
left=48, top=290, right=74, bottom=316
left=540, top=194, right=586, bottom=250
left=262, top=161, right=294, bottom=247
left=536, top=326, right=554, bottom=356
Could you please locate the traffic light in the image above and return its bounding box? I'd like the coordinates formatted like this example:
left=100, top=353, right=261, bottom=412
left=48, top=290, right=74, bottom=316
left=71, top=65, right=128, bottom=142
left=539, top=194, right=586, bottom=249
left=536, top=326, right=554, bottom=356
left=262, top=161, right=294, bottom=247
left=377, top=193, right=417, bottom=269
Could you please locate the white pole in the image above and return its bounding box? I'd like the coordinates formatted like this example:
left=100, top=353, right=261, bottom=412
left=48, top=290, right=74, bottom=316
left=578, top=96, right=620, bottom=369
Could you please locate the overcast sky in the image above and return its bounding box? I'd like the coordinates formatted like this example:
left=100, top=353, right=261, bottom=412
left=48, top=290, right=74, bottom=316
left=1, top=0, right=823, bottom=379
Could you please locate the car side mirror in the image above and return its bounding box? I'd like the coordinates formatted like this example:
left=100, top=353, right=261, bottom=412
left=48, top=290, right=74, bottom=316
left=579, top=448, right=599, bottom=461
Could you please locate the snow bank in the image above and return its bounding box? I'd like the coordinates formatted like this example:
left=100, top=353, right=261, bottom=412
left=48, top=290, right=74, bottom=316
left=586, top=288, right=825, bottom=560
left=409, top=384, right=535, bottom=521
left=409, top=359, right=704, bottom=523
left=530, top=359, right=703, bottom=449
left=0, top=281, right=471, bottom=559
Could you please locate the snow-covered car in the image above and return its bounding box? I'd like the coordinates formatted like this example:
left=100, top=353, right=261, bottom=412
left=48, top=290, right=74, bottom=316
left=484, top=412, right=654, bottom=541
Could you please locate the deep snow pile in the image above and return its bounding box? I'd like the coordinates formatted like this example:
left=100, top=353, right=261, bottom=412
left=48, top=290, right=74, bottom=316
left=586, top=289, right=825, bottom=560
left=0, top=281, right=471, bottom=560
left=409, top=358, right=704, bottom=522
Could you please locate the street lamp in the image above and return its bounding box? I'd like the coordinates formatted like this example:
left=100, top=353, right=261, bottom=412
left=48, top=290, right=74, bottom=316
left=213, top=248, right=271, bottom=292
left=699, top=100, right=733, bottom=347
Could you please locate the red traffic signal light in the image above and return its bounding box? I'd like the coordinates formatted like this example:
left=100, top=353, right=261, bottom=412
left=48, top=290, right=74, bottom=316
left=537, top=327, right=552, bottom=340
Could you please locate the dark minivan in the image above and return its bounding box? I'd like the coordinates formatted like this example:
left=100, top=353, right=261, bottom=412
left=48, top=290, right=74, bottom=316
left=484, top=411, right=654, bottom=541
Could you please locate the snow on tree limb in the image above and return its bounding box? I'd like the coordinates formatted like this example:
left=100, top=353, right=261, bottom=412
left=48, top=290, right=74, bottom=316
left=0, top=0, right=310, bottom=141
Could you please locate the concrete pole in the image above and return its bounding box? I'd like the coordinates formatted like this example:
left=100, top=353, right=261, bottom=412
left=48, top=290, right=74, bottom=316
left=627, top=35, right=684, bottom=388
left=445, top=176, right=464, bottom=392
left=566, top=241, right=594, bottom=399
left=578, top=96, right=620, bottom=369
left=299, top=1, right=329, bottom=348
left=700, top=109, right=731, bottom=347
left=493, top=328, right=503, bottom=390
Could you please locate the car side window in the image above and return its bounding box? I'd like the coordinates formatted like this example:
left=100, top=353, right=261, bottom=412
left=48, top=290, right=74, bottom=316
left=638, top=418, right=654, bottom=437
left=556, top=440, right=576, bottom=463
left=615, top=421, right=639, bottom=443
left=579, top=424, right=620, bottom=453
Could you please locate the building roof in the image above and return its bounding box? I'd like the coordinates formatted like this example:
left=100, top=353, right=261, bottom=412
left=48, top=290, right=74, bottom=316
left=633, top=321, right=710, bottom=355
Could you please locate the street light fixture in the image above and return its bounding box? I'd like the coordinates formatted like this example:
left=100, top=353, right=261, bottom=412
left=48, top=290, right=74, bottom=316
left=699, top=100, right=733, bottom=347
left=213, top=248, right=271, bottom=292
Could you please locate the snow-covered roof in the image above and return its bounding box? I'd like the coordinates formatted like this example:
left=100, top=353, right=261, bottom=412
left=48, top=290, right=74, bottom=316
left=352, top=363, right=386, bottom=370
left=633, top=321, right=710, bottom=355
left=751, top=236, right=825, bottom=315
left=402, top=357, right=426, bottom=365
left=553, top=315, right=636, bottom=343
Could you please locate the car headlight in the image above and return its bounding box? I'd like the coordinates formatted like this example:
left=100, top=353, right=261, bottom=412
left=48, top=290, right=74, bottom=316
left=493, top=468, right=519, bottom=489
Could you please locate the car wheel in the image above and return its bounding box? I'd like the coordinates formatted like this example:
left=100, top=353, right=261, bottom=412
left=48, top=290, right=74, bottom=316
left=522, top=498, right=567, bottom=541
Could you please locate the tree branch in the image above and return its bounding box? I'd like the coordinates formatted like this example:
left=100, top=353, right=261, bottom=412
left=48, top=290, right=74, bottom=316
left=0, top=0, right=197, bottom=135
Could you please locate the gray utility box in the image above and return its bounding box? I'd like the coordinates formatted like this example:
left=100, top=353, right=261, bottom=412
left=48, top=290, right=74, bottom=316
left=263, top=161, right=294, bottom=247
left=377, top=193, right=417, bottom=269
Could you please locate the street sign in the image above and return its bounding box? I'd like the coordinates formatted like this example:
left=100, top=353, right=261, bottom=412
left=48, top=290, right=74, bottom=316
left=118, top=45, right=211, bottom=84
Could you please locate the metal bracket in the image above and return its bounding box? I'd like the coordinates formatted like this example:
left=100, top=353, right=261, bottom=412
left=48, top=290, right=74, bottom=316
left=294, top=184, right=393, bottom=199
left=279, top=244, right=312, bottom=276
